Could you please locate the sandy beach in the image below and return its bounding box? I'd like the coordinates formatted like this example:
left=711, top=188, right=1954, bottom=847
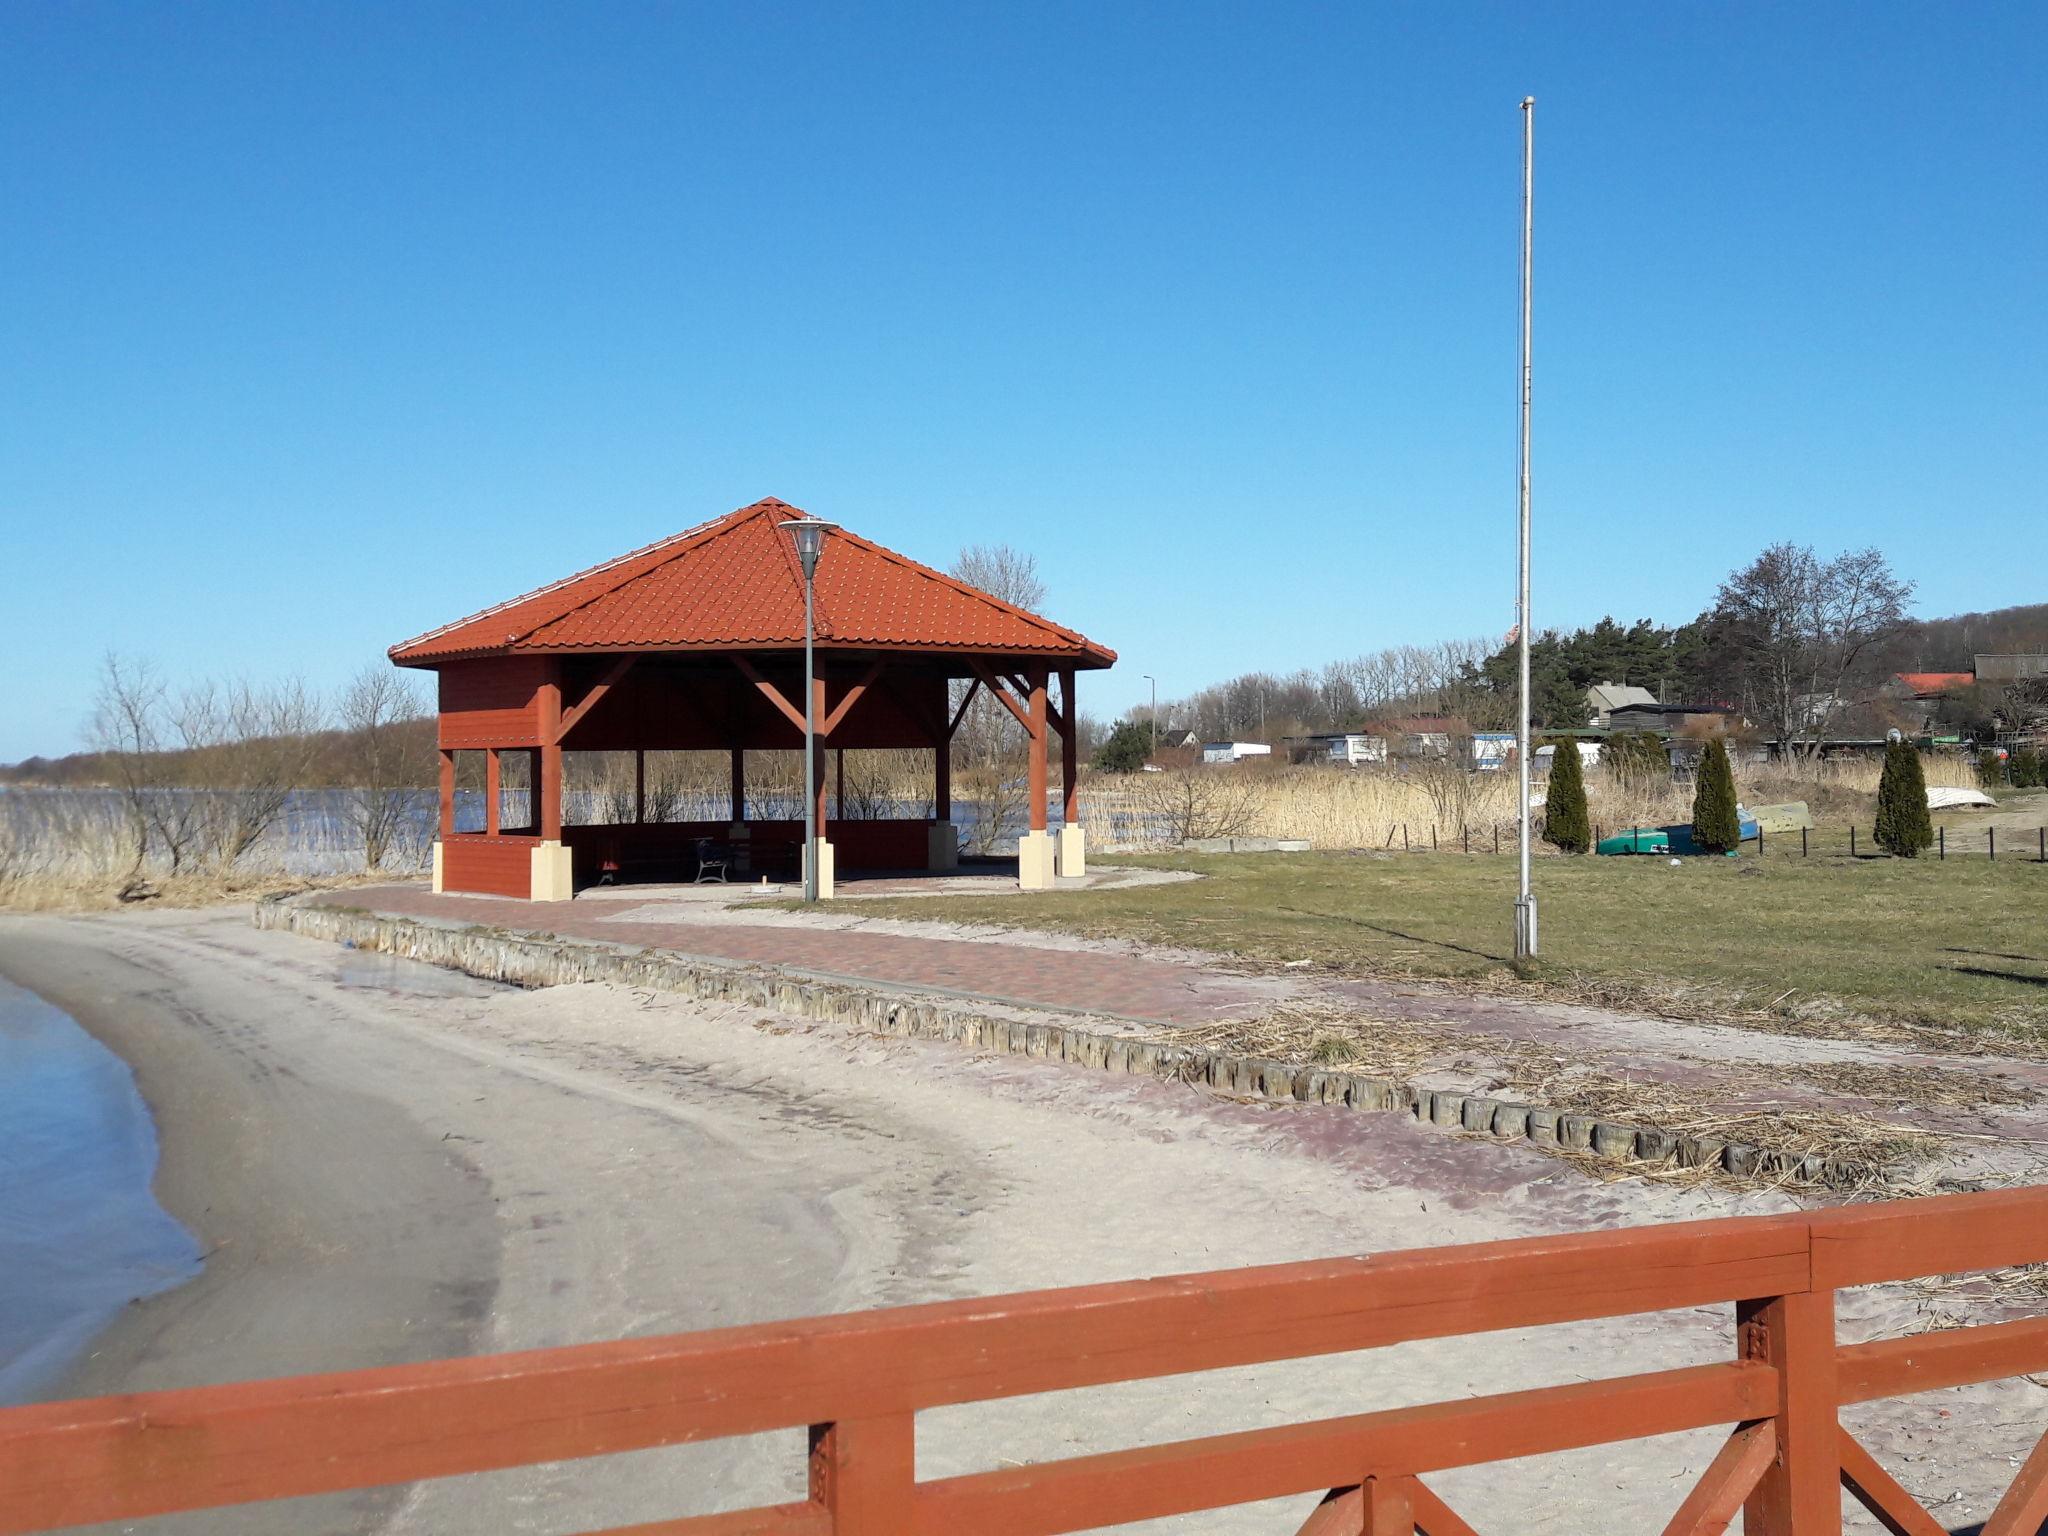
left=0, top=906, right=2036, bottom=1534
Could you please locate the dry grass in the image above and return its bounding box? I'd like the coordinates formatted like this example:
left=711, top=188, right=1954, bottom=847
left=1078, top=752, right=1981, bottom=853
left=1158, top=1000, right=1952, bottom=1186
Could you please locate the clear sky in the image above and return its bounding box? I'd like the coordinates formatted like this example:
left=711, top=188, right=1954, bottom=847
left=3, top=3, right=2043, bottom=760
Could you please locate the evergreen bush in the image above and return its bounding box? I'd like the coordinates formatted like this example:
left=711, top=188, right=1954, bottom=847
left=2011, top=749, right=2043, bottom=790
left=1542, top=738, right=1591, bottom=853
left=1690, top=738, right=1741, bottom=854
left=1979, top=748, right=2006, bottom=788
left=1091, top=719, right=1153, bottom=774
left=1875, top=740, right=1934, bottom=857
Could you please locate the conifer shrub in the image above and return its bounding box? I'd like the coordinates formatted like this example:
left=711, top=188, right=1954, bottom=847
left=1875, top=739, right=1935, bottom=857
left=1543, top=738, right=1590, bottom=853
left=1690, top=738, right=1741, bottom=854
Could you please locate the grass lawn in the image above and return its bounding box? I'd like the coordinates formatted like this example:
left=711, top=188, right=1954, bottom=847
left=850, top=850, right=2048, bottom=1041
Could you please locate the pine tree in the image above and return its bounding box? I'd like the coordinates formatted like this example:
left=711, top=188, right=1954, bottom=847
left=1543, top=738, right=1591, bottom=853
left=2013, top=748, right=2043, bottom=790
left=1874, top=740, right=1934, bottom=857
left=1690, top=738, right=1741, bottom=854
left=1091, top=719, right=1152, bottom=774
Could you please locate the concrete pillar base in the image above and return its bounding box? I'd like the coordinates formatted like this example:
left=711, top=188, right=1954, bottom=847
left=530, top=840, right=574, bottom=902
left=431, top=841, right=446, bottom=894
left=801, top=838, right=836, bottom=899
left=1057, top=824, right=1087, bottom=879
left=1018, top=829, right=1056, bottom=890
left=927, top=821, right=959, bottom=872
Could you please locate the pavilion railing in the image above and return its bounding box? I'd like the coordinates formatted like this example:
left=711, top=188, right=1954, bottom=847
left=4, top=1186, right=2046, bottom=1535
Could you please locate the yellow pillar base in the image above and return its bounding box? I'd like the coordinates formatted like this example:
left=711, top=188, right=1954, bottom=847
left=1057, top=824, right=1087, bottom=879
left=1018, top=829, right=1056, bottom=890
left=529, top=840, right=574, bottom=902
left=431, top=841, right=446, bottom=894
left=801, top=839, right=836, bottom=899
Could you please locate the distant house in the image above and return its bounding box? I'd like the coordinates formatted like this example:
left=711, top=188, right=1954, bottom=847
left=1201, top=741, right=1273, bottom=765
left=1888, top=672, right=1975, bottom=700
left=1470, top=732, right=1516, bottom=771
left=1585, top=681, right=1657, bottom=727
left=1976, top=655, right=2048, bottom=684
left=1534, top=740, right=1602, bottom=770
left=1606, top=702, right=1730, bottom=734
left=1300, top=732, right=1388, bottom=767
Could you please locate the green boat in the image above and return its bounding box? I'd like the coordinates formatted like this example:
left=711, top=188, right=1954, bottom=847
left=1596, top=827, right=1670, bottom=856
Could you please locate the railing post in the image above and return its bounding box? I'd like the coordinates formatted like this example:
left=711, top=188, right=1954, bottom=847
left=1738, top=1289, right=1841, bottom=1536
left=809, top=1414, right=915, bottom=1533
left=1361, top=1475, right=1414, bottom=1535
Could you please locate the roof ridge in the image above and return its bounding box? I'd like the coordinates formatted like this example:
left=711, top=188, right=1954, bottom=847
left=389, top=499, right=788, bottom=659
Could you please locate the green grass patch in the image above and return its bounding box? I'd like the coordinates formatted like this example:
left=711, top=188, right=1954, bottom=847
left=849, top=852, right=2048, bottom=1041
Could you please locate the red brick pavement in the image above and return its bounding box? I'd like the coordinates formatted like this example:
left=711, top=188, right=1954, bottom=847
left=311, top=886, right=1277, bottom=1025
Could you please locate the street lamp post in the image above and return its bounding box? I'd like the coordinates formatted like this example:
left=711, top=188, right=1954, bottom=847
left=779, top=517, right=838, bottom=902
left=1143, top=674, right=1157, bottom=756
left=1514, top=97, right=1538, bottom=960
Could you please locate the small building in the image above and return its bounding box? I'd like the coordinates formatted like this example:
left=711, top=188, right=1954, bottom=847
left=1887, top=672, right=1975, bottom=701
left=1585, top=681, right=1657, bottom=728
left=1202, top=741, right=1273, bottom=765
left=1607, top=702, right=1731, bottom=735
left=1299, top=732, right=1388, bottom=767
left=1976, top=655, right=2048, bottom=683
left=1470, top=732, right=1515, bottom=771
left=1534, top=740, right=1602, bottom=770
left=390, top=498, right=1115, bottom=900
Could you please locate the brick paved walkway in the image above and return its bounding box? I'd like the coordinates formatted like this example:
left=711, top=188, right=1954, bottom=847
left=313, top=885, right=1277, bottom=1025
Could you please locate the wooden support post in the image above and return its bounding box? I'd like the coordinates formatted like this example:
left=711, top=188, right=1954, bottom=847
left=1059, top=667, right=1078, bottom=826
left=438, top=751, right=455, bottom=837
left=634, top=749, right=646, bottom=825
left=1028, top=668, right=1049, bottom=833
left=808, top=1415, right=915, bottom=1535
left=813, top=675, right=829, bottom=840
left=729, top=747, right=746, bottom=823
left=837, top=749, right=846, bottom=819
left=485, top=749, right=501, bottom=836
left=1739, top=1289, right=1841, bottom=1536
left=1361, top=1475, right=1414, bottom=1535
left=537, top=665, right=564, bottom=842
left=935, top=736, right=951, bottom=820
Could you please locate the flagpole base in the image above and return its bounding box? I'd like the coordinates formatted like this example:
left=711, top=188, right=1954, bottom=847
left=1514, top=895, right=1538, bottom=961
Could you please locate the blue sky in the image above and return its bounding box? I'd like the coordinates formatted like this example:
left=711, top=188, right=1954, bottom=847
left=3, top=3, right=2043, bottom=760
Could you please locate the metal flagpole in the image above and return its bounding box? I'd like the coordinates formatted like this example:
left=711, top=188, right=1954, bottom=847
left=803, top=561, right=818, bottom=902
left=1515, top=96, right=1538, bottom=961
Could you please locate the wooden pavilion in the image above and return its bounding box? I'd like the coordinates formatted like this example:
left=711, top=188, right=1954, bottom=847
left=390, top=498, right=1115, bottom=900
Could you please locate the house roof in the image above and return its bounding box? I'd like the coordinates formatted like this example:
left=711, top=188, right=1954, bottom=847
left=390, top=498, right=1115, bottom=668
left=1894, top=672, right=1975, bottom=698
left=1586, top=682, right=1658, bottom=713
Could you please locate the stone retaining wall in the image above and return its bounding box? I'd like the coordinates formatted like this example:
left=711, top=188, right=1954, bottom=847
left=258, top=897, right=1870, bottom=1191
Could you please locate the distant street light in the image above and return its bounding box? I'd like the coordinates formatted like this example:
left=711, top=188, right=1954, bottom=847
left=1514, top=97, right=1538, bottom=961
left=780, top=516, right=839, bottom=902
left=1142, top=674, right=1157, bottom=756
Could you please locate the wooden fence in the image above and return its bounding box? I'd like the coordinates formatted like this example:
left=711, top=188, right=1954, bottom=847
left=4, top=1187, right=2046, bottom=1535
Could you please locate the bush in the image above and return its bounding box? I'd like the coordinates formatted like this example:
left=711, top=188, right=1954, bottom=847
left=1092, top=719, right=1152, bottom=775
left=1542, top=739, right=1591, bottom=853
left=1690, top=738, right=1741, bottom=854
left=1875, top=740, right=1934, bottom=857
left=1979, top=748, right=2006, bottom=788
left=2011, top=748, right=2043, bottom=789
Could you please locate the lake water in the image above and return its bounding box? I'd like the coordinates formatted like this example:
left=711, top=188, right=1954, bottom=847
left=0, top=976, right=203, bottom=1402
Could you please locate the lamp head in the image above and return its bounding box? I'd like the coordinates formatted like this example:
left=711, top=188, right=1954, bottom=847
left=777, top=517, right=839, bottom=579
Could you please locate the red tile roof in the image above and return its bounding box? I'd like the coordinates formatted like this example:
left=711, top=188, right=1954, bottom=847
left=391, top=499, right=1115, bottom=667
left=1895, top=672, right=1975, bottom=697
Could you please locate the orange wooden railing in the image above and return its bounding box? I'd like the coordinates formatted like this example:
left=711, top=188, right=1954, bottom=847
left=5, top=1187, right=2047, bottom=1535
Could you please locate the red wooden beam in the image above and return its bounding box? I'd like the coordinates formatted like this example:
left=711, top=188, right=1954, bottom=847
left=1660, top=1422, right=1777, bottom=1536
left=1984, top=1425, right=2048, bottom=1536
left=731, top=656, right=808, bottom=734
left=946, top=678, right=982, bottom=739
left=968, top=659, right=1034, bottom=732
left=820, top=660, right=884, bottom=738
left=557, top=656, right=638, bottom=742
left=1837, top=1429, right=1949, bottom=1536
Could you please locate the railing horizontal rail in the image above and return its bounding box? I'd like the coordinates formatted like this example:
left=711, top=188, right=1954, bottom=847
left=910, top=1361, right=1775, bottom=1536
left=3, top=1187, right=2045, bottom=1535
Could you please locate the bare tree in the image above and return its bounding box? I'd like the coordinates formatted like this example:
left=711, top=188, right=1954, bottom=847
left=1139, top=768, right=1261, bottom=845
left=336, top=665, right=432, bottom=870
left=87, top=655, right=202, bottom=876
left=176, top=677, right=327, bottom=868
left=1713, top=544, right=1914, bottom=758
left=948, top=545, right=1048, bottom=785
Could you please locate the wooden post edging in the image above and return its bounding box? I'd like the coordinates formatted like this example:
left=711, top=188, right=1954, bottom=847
left=4, top=1188, right=2048, bottom=1535
left=255, top=899, right=1895, bottom=1193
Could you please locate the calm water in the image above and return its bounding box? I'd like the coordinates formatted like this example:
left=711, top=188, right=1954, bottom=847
left=0, top=976, right=203, bottom=1402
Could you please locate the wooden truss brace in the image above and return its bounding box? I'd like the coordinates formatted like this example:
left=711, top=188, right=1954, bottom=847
left=1838, top=1427, right=1950, bottom=1536
left=944, top=678, right=982, bottom=739
left=1659, top=1420, right=1777, bottom=1536
left=554, top=656, right=637, bottom=742
left=1970, top=1421, right=2048, bottom=1536
left=1295, top=1475, right=1481, bottom=1536
left=820, top=660, right=883, bottom=738
left=967, top=659, right=1035, bottom=733
left=730, top=655, right=809, bottom=734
